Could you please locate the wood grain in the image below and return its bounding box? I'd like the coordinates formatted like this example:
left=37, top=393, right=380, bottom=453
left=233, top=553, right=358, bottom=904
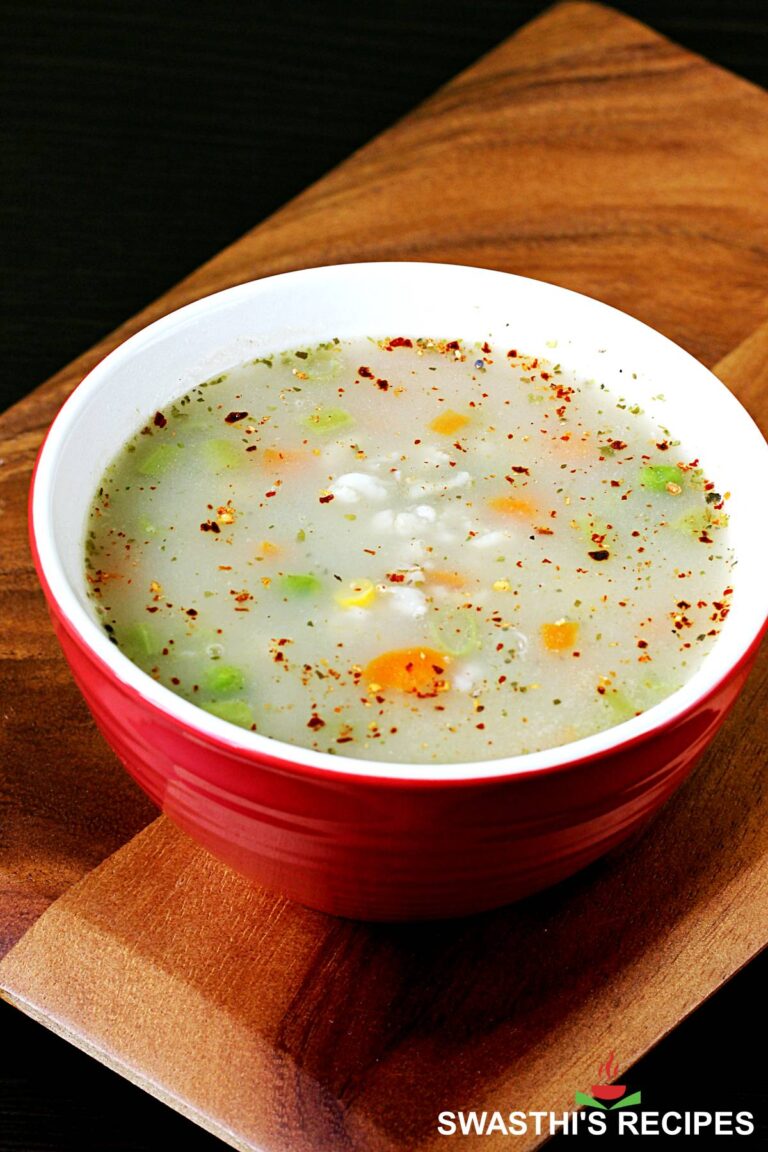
left=1, top=2, right=767, bottom=1148
left=1, top=614, right=766, bottom=1152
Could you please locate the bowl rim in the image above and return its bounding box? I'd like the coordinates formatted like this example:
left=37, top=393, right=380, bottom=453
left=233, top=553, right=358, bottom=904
left=30, top=260, right=768, bottom=785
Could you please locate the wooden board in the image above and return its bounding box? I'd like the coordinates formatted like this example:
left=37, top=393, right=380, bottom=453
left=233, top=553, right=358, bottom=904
left=1, top=2, right=767, bottom=1147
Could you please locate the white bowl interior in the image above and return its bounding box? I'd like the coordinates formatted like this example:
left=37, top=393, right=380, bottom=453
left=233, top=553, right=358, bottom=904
left=32, top=263, right=768, bottom=780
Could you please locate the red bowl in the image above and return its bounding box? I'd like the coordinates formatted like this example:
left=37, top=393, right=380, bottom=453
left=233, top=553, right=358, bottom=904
left=29, top=264, right=768, bottom=920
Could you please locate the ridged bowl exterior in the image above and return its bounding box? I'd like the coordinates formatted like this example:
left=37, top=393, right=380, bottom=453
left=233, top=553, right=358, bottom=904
left=42, top=573, right=761, bottom=921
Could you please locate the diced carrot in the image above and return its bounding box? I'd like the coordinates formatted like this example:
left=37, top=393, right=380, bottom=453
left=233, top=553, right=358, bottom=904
left=256, top=539, right=281, bottom=560
left=488, top=495, right=537, bottom=517
left=550, top=432, right=595, bottom=459
left=364, top=647, right=451, bottom=698
left=429, top=409, right=470, bottom=436
left=425, top=569, right=466, bottom=588
left=262, top=447, right=305, bottom=467
left=541, top=620, right=580, bottom=651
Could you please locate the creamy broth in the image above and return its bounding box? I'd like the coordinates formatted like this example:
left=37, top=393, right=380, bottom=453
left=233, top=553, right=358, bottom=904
left=85, top=337, right=734, bottom=763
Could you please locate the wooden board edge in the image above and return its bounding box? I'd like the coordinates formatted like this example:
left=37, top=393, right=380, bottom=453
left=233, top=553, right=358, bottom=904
left=0, top=984, right=253, bottom=1152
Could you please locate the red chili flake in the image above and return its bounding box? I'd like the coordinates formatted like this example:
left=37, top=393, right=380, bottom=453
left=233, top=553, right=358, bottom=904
left=146, top=605, right=159, bottom=613
left=608, top=440, right=628, bottom=451
left=510, top=466, right=530, bottom=475
left=445, top=340, right=461, bottom=351
left=387, top=337, right=413, bottom=349
left=363, top=548, right=377, bottom=556
left=535, top=526, right=554, bottom=535
left=319, top=493, right=334, bottom=504
left=153, top=411, right=167, bottom=428
left=610, top=480, right=621, bottom=487
left=637, top=639, right=648, bottom=649
left=225, top=411, right=248, bottom=423
left=358, top=366, right=374, bottom=378
left=386, top=572, right=405, bottom=583
left=376, top=378, right=390, bottom=391
left=588, top=549, right=610, bottom=561
left=307, top=713, right=325, bottom=730
left=246, top=445, right=258, bottom=452
left=200, top=520, right=220, bottom=533
left=507, top=349, right=518, bottom=358
left=699, top=531, right=713, bottom=544
left=186, top=608, right=198, bottom=617
left=656, top=441, right=670, bottom=451
left=171, top=677, right=180, bottom=685
left=265, top=490, right=277, bottom=498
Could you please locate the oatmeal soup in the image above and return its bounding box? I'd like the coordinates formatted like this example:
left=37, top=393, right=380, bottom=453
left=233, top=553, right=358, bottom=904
left=84, top=336, right=734, bottom=763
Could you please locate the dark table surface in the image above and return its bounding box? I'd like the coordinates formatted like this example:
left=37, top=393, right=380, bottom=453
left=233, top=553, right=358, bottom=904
left=2, top=2, right=766, bottom=1148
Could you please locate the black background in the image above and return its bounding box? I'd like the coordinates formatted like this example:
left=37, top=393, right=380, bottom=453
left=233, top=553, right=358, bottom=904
left=1, top=1, right=766, bottom=1148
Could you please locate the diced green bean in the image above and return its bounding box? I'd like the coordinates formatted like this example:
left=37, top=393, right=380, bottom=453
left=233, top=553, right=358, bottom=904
left=203, top=664, right=246, bottom=695
left=136, top=443, right=181, bottom=478
left=305, top=348, right=343, bottom=382
left=199, top=699, right=254, bottom=728
left=600, top=687, right=638, bottom=723
left=639, top=464, right=684, bottom=493
left=302, top=407, right=353, bottom=434
left=201, top=438, right=242, bottom=470
left=121, top=622, right=160, bottom=659
left=673, top=506, right=727, bottom=536
left=280, top=573, right=322, bottom=596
